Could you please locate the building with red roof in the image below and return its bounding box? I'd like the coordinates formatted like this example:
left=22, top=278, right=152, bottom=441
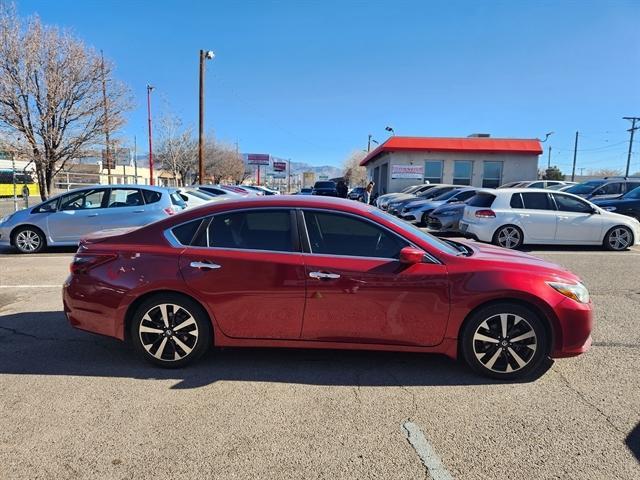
left=359, top=134, right=542, bottom=194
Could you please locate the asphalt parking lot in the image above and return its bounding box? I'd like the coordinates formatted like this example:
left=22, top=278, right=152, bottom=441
left=1, top=243, right=639, bottom=479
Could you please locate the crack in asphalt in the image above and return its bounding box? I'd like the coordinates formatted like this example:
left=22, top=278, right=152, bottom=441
left=554, top=369, right=626, bottom=436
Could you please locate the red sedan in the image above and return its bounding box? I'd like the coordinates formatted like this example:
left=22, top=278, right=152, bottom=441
left=63, top=196, right=592, bottom=380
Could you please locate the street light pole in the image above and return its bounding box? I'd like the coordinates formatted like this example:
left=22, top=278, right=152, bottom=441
left=547, top=146, right=552, bottom=169
left=198, top=50, right=215, bottom=184
left=100, top=50, right=112, bottom=184
left=147, top=85, right=154, bottom=186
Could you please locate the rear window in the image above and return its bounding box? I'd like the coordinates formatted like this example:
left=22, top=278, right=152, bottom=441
left=314, top=181, right=336, bottom=189
left=467, top=193, right=496, bottom=208
left=170, top=192, right=187, bottom=207
left=171, top=219, right=203, bottom=245
left=142, top=190, right=162, bottom=204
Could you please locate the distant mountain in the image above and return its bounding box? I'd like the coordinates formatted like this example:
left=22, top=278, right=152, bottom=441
left=286, top=160, right=342, bottom=178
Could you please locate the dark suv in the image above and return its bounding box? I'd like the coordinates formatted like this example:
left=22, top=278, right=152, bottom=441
left=564, top=178, right=640, bottom=200
left=312, top=181, right=338, bottom=197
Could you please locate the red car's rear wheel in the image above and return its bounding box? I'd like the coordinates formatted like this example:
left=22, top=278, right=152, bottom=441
left=130, top=293, right=211, bottom=368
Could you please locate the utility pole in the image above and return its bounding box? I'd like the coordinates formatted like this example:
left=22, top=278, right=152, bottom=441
left=100, top=50, right=111, bottom=184
left=547, top=146, right=552, bottom=169
left=287, top=158, right=291, bottom=194
left=623, top=117, right=639, bottom=178
left=133, top=135, right=138, bottom=181
left=198, top=50, right=215, bottom=184
left=571, top=131, right=579, bottom=181
left=147, top=85, right=154, bottom=185
left=367, top=134, right=372, bottom=152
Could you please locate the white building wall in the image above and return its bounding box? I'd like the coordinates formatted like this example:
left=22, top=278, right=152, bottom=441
left=366, top=151, right=539, bottom=194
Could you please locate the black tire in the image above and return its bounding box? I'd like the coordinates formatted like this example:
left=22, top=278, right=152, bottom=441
left=12, top=226, right=46, bottom=254
left=492, top=225, right=524, bottom=249
left=603, top=225, right=634, bottom=251
left=129, top=293, right=212, bottom=368
left=461, top=302, right=549, bottom=380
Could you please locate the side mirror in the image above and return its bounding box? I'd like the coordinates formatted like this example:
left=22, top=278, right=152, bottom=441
left=399, top=246, right=426, bottom=265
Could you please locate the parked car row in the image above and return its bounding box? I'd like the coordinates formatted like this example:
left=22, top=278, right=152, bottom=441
left=371, top=179, right=640, bottom=251
left=0, top=183, right=279, bottom=253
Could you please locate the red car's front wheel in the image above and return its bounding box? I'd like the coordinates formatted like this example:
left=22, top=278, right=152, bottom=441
left=130, top=294, right=211, bottom=368
left=461, top=303, right=549, bottom=380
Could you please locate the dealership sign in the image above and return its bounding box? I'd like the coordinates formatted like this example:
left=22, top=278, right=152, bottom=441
left=247, top=153, right=270, bottom=165
left=391, top=164, right=424, bottom=179
left=273, top=161, right=287, bottom=172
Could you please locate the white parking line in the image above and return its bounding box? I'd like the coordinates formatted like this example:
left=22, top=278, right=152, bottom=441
left=402, top=421, right=454, bottom=480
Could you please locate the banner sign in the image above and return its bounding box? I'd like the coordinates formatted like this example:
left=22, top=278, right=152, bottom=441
left=273, top=161, right=287, bottom=172
left=247, top=153, right=270, bottom=165
left=391, top=164, right=424, bottom=179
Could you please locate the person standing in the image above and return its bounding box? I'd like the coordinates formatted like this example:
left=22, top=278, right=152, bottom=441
left=336, top=180, right=348, bottom=198
left=363, top=181, right=375, bottom=204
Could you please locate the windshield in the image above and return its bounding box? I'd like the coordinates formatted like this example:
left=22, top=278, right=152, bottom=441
left=418, top=186, right=450, bottom=198
left=433, top=189, right=462, bottom=201
left=402, top=185, right=422, bottom=193
left=565, top=181, right=605, bottom=194
left=370, top=209, right=460, bottom=256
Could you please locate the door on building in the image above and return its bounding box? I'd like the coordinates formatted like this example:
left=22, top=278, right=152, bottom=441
left=380, top=163, right=389, bottom=195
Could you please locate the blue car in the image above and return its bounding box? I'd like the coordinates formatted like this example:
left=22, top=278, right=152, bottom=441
left=0, top=185, right=186, bottom=253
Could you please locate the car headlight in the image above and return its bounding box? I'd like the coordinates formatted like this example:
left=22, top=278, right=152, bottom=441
left=547, top=281, right=590, bottom=304
left=0, top=213, right=13, bottom=224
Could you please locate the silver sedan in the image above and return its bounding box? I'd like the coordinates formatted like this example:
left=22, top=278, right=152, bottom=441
left=0, top=185, right=185, bottom=253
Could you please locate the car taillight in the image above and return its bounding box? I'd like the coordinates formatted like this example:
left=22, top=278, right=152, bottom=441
left=163, top=207, right=176, bottom=215
left=475, top=209, right=496, bottom=218
left=70, top=253, right=117, bottom=274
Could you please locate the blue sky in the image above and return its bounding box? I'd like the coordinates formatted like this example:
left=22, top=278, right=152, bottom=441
left=17, top=0, right=640, bottom=173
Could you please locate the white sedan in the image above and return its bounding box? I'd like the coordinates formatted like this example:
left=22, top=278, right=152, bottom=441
left=459, top=188, right=640, bottom=251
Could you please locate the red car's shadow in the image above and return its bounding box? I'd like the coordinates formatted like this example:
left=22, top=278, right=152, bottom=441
left=0, top=311, right=552, bottom=388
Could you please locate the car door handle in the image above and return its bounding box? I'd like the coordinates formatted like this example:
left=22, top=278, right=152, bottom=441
left=190, top=261, right=221, bottom=270
left=558, top=215, right=569, bottom=220
left=87, top=213, right=99, bottom=217
left=309, top=271, right=341, bottom=280
left=518, top=213, right=530, bottom=217
left=133, top=210, right=144, bottom=213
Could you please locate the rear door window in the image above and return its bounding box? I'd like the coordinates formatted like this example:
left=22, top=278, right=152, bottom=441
left=510, top=193, right=524, bottom=208
left=171, top=219, right=203, bottom=246
left=594, top=183, right=623, bottom=195
left=108, top=188, right=143, bottom=208
left=205, top=210, right=294, bottom=252
left=521, top=192, right=553, bottom=210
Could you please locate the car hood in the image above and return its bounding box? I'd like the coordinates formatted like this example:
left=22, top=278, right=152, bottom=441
left=592, top=198, right=630, bottom=207
left=406, top=199, right=445, bottom=210
left=460, top=240, right=581, bottom=283
left=386, top=193, right=417, bottom=204
left=432, top=203, right=465, bottom=215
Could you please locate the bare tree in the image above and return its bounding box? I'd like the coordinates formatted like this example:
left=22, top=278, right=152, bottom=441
left=0, top=4, right=132, bottom=199
left=342, top=150, right=368, bottom=187
left=204, top=139, right=245, bottom=184
left=156, top=113, right=197, bottom=186
left=587, top=168, right=623, bottom=178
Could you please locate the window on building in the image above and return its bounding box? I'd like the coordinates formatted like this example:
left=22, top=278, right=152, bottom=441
left=482, top=161, right=503, bottom=188
left=453, top=161, right=473, bottom=185
left=424, top=161, right=443, bottom=184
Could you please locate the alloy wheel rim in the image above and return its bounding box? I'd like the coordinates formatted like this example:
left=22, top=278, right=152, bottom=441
left=16, top=230, right=40, bottom=252
left=608, top=228, right=630, bottom=250
left=472, top=313, right=537, bottom=373
left=139, top=303, right=199, bottom=361
left=498, top=227, right=520, bottom=248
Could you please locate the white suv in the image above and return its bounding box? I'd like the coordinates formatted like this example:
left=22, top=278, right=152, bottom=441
left=459, top=188, right=640, bottom=250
